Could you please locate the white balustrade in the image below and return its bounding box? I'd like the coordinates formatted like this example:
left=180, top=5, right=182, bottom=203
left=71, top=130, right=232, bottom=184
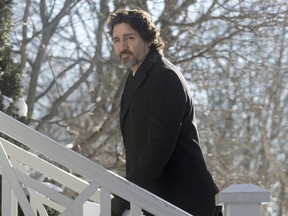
left=0, top=111, right=191, bottom=216
left=0, top=111, right=271, bottom=215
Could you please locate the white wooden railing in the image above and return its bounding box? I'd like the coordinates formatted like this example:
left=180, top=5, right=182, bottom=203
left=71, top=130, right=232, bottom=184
left=0, top=111, right=191, bottom=216
left=0, top=111, right=270, bottom=216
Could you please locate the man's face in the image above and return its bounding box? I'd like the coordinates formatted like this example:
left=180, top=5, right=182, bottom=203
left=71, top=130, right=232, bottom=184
left=112, top=22, right=150, bottom=72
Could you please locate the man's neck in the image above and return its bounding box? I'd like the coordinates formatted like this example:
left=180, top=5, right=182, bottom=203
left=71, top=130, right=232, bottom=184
left=131, top=63, right=141, bottom=75
left=130, top=48, right=151, bottom=75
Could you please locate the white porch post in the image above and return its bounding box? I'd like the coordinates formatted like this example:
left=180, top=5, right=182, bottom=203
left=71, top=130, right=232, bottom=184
left=216, top=184, right=270, bottom=216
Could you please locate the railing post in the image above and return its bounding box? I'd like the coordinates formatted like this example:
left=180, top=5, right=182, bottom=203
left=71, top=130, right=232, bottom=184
left=216, top=184, right=270, bottom=216
left=83, top=201, right=100, bottom=216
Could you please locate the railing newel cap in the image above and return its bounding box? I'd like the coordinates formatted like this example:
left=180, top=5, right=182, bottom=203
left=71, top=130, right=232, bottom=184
left=216, top=184, right=270, bottom=205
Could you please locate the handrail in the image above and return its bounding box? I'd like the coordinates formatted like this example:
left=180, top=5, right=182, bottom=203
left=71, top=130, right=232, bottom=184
left=0, top=111, right=191, bottom=216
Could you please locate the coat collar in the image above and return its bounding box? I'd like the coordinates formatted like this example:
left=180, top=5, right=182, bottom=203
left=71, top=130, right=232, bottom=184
left=120, top=49, right=161, bottom=125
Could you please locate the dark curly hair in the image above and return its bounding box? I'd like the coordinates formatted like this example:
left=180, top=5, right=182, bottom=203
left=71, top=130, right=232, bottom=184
left=107, top=8, right=165, bottom=51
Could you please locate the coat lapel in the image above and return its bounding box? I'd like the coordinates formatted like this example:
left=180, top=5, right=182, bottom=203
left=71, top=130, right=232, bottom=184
left=120, top=50, right=160, bottom=129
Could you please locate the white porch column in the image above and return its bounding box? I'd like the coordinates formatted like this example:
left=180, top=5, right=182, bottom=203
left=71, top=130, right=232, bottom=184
left=216, top=184, right=270, bottom=216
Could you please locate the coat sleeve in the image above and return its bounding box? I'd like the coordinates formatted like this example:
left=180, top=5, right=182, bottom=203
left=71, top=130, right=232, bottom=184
left=126, top=68, right=188, bottom=187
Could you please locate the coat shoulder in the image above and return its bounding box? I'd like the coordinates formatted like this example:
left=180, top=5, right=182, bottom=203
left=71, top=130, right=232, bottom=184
left=151, top=56, right=188, bottom=88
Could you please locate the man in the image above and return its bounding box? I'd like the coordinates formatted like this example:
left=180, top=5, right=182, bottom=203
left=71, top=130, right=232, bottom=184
left=107, top=8, right=222, bottom=216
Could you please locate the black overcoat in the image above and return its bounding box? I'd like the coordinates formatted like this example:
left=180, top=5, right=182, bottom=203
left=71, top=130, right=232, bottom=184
left=118, top=49, right=220, bottom=216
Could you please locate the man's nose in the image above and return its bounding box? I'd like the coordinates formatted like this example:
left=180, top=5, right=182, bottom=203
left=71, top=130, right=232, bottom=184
left=120, top=39, right=128, bottom=51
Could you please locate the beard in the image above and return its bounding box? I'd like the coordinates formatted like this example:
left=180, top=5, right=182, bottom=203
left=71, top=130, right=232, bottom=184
left=119, top=51, right=138, bottom=69
left=121, top=57, right=137, bottom=69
